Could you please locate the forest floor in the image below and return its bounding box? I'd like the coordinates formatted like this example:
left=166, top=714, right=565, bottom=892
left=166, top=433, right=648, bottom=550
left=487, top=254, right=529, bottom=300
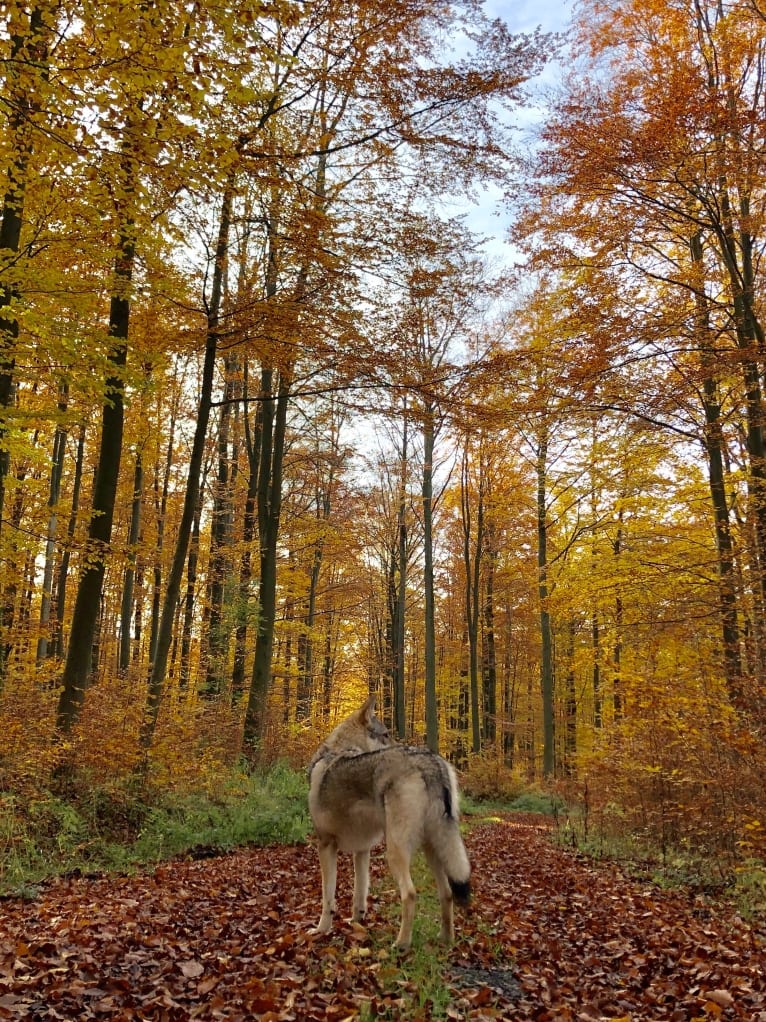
left=0, top=813, right=763, bottom=1021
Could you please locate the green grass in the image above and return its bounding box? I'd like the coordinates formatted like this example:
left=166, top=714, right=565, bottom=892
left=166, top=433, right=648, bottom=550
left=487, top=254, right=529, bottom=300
left=354, top=843, right=518, bottom=1019
left=552, top=807, right=766, bottom=920
left=462, top=787, right=563, bottom=818
left=356, top=854, right=457, bottom=1020
left=0, top=761, right=311, bottom=895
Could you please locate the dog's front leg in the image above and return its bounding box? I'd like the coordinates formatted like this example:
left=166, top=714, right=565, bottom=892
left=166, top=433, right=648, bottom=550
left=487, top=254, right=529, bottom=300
left=314, top=838, right=338, bottom=934
left=351, top=849, right=370, bottom=922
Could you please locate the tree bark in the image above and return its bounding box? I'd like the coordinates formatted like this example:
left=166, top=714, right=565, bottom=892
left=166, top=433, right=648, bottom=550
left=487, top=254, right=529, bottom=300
left=141, top=177, right=233, bottom=749
left=393, top=413, right=408, bottom=739
left=482, top=520, right=497, bottom=745
left=244, top=364, right=293, bottom=745
left=54, top=424, right=85, bottom=659
left=36, top=390, right=67, bottom=663
left=537, top=431, right=555, bottom=778
left=0, top=6, right=51, bottom=540
left=57, top=229, right=133, bottom=731
left=422, top=408, right=439, bottom=752
left=118, top=451, right=143, bottom=673
left=461, top=446, right=483, bottom=754
left=204, top=355, right=240, bottom=696
left=690, top=231, right=744, bottom=704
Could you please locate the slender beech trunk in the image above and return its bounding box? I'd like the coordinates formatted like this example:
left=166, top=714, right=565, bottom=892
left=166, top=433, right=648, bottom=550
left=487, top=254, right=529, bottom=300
left=118, top=452, right=143, bottom=673
left=2, top=460, right=32, bottom=668
left=204, top=356, right=239, bottom=696
left=461, top=446, right=483, bottom=754
left=612, top=508, right=624, bottom=722
left=295, top=538, right=318, bottom=718
left=482, top=521, right=497, bottom=745
left=696, top=1, right=766, bottom=614
left=322, top=607, right=335, bottom=719
left=244, top=363, right=293, bottom=744
left=394, top=413, right=408, bottom=739
left=502, top=601, right=516, bottom=766
left=592, top=611, right=602, bottom=728
left=0, top=9, right=52, bottom=679
left=179, top=470, right=206, bottom=689
left=537, top=431, right=555, bottom=778
left=690, top=231, right=744, bottom=703
left=422, top=407, right=439, bottom=752
left=57, top=228, right=133, bottom=731
left=243, top=138, right=332, bottom=741
left=713, top=186, right=766, bottom=611
left=142, top=178, right=233, bottom=749
left=149, top=407, right=176, bottom=669
left=383, top=543, right=397, bottom=728
left=233, top=432, right=259, bottom=701
left=564, top=618, right=577, bottom=774
left=0, top=7, right=51, bottom=540
left=36, top=391, right=67, bottom=663
left=296, top=475, right=331, bottom=721
left=54, top=424, right=85, bottom=658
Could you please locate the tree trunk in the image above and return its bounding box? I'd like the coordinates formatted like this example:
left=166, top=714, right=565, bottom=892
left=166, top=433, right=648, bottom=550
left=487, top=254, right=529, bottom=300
left=57, top=229, right=133, bottom=731
left=537, top=432, right=555, bottom=778
left=142, top=178, right=233, bottom=749
left=482, top=520, right=497, bottom=745
left=422, top=408, right=439, bottom=752
left=244, top=364, right=293, bottom=745
left=461, top=446, right=483, bottom=754
left=36, top=391, right=67, bottom=663
left=148, top=404, right=176, bottom=670
left=690, top=231, right=744, bottom=704
left=54, top=424, right=85, bottom=659
left=204, top=355, right=239, bottom=696
left=394, top=413, right=408, bottom=739
left=564, top=618, right=577, bottom=775
left=233, top=421, right=260, bottom=702
left=592, top=610, right=602, bottom=728
left=0, top=6, right=50, bottom=542
left=118, top=451, right=143, bottom=673
left=179, top=469, right=206, bottom=690
left=712, top=186, right=766, bottom=612
left=502, top=601, right=516, bottom=767
left=612, top=509, right=624, bottom=722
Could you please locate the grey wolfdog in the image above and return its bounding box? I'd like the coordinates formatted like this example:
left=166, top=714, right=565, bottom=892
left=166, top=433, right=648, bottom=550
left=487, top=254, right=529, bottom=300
left=308, top=696, right=471, bottom=950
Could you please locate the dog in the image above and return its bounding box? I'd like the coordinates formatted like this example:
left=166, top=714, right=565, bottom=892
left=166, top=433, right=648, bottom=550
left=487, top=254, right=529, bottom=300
left=308, top=695, right=471, bottom=950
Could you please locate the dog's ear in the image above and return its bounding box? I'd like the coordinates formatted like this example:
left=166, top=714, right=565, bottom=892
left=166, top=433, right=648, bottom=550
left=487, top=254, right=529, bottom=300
left=360, top=694, right=377, bottom=723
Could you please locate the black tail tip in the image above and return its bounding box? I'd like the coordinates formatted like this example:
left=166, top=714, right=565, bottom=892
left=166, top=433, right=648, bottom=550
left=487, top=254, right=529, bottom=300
left=449, top=877, right=471, bottom=906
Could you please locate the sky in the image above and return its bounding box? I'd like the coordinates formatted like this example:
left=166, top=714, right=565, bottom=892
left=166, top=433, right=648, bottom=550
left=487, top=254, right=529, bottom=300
left=487, top=0, right=572, bottom=34
left=454, top=0, right=573, bottom=261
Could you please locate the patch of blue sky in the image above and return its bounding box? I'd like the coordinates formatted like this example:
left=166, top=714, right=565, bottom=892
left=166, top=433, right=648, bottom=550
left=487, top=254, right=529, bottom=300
left=448, top=0, right=572, bottom=262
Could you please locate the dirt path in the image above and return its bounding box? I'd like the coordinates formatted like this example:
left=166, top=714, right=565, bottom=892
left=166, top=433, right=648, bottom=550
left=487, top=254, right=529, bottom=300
left=0, top=815, right=763, bottom=1020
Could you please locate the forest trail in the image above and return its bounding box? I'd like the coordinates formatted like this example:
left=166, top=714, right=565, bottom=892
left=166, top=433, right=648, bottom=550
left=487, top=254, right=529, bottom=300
left=0, top=814, right=763, bottom=1021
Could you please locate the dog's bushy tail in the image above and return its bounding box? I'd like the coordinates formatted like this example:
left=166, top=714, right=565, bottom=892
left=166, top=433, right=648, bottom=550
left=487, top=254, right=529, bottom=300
left=438, top=761, right=471, bottom=905
left=449, top=874, right=471, bottom=905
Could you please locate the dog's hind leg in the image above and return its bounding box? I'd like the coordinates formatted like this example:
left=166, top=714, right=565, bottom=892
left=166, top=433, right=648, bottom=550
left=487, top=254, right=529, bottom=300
left=352, top=849, right=371, bottom=922
left=424, top=845, right=454, bottom=944
left=386, top=841, right=416, bottom=950
left=315, top=838, right=338, bottom=934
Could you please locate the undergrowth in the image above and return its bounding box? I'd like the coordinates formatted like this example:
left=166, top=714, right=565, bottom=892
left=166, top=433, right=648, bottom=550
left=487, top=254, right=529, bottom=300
left=0, top=761, right=310, bottom=895
left=553, top=803, right=766, bottom=920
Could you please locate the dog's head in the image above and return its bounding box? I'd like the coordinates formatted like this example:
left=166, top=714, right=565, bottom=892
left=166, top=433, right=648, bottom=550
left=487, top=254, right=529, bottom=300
left=321, top=695, right=391, bottom=756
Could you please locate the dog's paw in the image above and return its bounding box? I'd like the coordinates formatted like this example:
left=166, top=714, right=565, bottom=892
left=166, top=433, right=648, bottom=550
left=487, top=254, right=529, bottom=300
left=311, top=915, right=333, bottom=936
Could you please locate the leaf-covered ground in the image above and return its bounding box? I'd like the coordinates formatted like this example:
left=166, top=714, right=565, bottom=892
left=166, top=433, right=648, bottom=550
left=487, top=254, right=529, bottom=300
left=0, top=814, right=763, bottom=1020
